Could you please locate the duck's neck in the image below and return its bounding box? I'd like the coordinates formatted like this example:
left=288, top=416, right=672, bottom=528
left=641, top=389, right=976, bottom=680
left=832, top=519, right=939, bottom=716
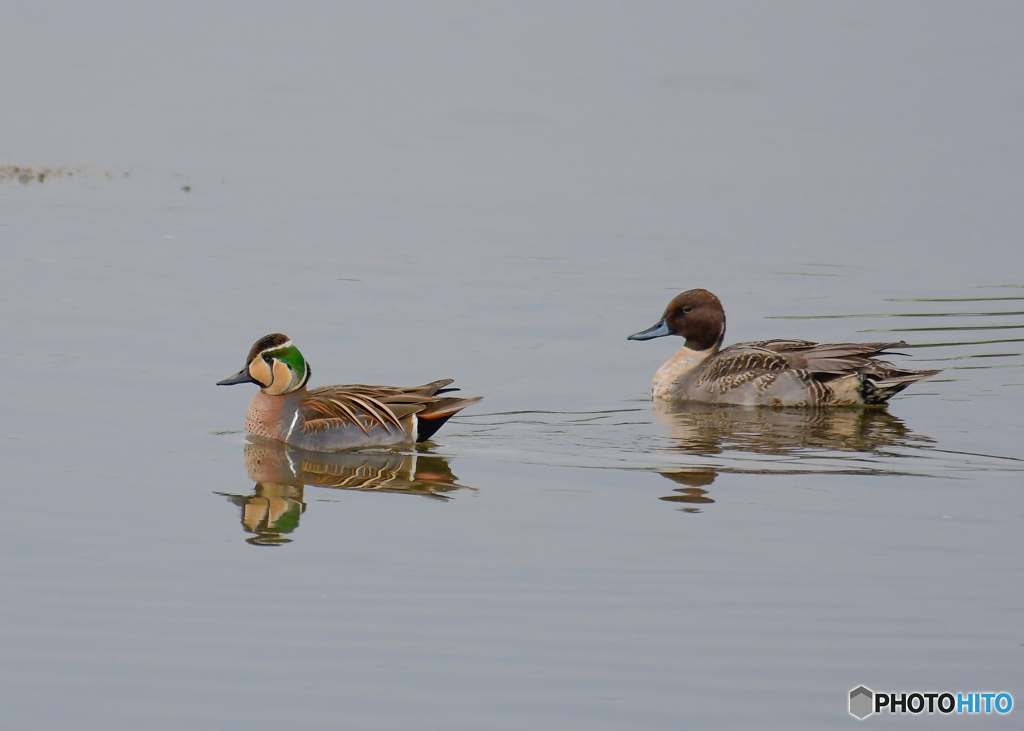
left=652, top=344, right=718, bottom=401
left=246, top=386, right=308, bottom=440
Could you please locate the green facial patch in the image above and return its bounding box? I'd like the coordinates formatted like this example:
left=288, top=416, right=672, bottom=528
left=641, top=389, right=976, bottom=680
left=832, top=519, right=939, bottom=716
left=268, top=344, right=307, bottom=384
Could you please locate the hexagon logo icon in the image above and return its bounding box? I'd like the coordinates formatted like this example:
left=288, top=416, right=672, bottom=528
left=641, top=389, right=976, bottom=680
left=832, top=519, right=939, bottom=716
left=850, top=686, right=874, bottom=719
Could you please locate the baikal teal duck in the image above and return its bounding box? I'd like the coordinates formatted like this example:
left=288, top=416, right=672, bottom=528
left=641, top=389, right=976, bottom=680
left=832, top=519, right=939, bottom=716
left=629, top=289, right=940, bottom=407
left=217, top=333, right=482, bottom=451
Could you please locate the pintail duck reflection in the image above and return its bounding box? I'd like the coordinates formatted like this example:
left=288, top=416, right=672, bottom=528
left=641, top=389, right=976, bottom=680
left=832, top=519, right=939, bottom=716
left=650, top=403, right=933, bottom=511
left=217, top=333, right=482, bottom=451
left=629, top=289, right=939, bottom=406
left=658, top=468, right=717, bottom=513
left=217, top=438, right=472, bottom=545
left=654, top=400, right=932, bottom=457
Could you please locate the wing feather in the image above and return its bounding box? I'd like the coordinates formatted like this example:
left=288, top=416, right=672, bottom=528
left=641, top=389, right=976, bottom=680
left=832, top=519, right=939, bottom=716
left=297, top=380, right=480, bottom=442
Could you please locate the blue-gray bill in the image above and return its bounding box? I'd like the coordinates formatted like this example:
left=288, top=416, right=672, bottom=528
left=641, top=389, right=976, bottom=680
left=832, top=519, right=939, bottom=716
left=628, top=319, right=671, bottom=341
left=217, top=368, right=257, bottom=386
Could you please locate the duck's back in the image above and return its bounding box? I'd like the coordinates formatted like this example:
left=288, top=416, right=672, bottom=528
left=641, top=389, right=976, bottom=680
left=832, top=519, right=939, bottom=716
left=295, top=381, right=482, bottom=451
left=671, top=339, right=937, bottom=407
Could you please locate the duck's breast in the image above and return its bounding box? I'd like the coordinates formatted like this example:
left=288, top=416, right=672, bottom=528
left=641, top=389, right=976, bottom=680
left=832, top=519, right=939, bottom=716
left=652, top=346, right=717, bottom=401
left=246, top=390, right=303, bottom=441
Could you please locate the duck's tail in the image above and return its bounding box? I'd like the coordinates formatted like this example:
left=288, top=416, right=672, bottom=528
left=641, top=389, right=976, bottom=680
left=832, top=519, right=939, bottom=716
left=416, top=395, right=484, bottom=442
left=860, top=367, right=941, bottom=405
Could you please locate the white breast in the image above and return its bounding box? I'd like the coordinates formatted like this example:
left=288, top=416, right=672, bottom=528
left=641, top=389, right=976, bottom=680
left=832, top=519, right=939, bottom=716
left=652, top=346, right=715, bottom=401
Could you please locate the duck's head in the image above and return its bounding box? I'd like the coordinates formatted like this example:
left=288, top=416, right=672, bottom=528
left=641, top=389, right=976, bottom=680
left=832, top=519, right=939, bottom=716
left=628, top=289, right=726, bottom=351
left=217, top=333, right=310, bottom=395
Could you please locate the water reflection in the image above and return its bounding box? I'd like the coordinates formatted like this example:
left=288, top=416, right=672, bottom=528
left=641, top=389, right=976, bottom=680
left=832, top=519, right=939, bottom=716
left=650, top=404, right=937, bottom=511
left=220, top=483, right=305, bottom=546
left=658, top=468, right=717, bottom=513
left=654, top=401, right=932, bottom=457
left=767, top=289, right=1024, bottom=365
left=217, top=439, right=470, bottom=545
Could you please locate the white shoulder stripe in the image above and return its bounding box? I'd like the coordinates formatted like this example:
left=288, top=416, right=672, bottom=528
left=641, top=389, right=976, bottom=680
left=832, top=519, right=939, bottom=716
left=286, top=410, right=300, bottom=441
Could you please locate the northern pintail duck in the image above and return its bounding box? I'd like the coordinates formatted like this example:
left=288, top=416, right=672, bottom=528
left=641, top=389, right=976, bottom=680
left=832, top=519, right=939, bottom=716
left=217, top=333, right=482, bottom=451
left=628, top=289, right=939, bottom=406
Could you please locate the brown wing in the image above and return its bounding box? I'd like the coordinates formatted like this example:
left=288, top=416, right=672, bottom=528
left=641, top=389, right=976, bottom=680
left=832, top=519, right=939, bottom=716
left=301, top=389, right=413, bottom=436
left=700, top=340, right=911, bottom=384
left=695, top=340, right=936, bottom=403
left=771, top=341, right=910, bottom=375
left=742, top=339, right=820, bottom=352
left=301, top=380, right=482, bottom=440
left=695, top=344, right=795, bottom=392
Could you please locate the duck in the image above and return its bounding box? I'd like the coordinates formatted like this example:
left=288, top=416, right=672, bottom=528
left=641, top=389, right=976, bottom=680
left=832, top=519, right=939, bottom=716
left=217, top=333, right=482, bottom=451
left=628, top=289, right=939, bottom=406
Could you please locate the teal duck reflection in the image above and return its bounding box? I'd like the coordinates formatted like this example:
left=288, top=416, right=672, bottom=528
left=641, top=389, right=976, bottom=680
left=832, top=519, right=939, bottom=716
left=218, top=438, right=470, bottom=545
left=221, top=483, right=305, bottom=546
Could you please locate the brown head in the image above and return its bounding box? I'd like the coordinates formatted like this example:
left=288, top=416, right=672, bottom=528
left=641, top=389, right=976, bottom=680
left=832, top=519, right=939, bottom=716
left=627, top=289, right=726, bottom=351
left=216, top=333, right=311, bottom=396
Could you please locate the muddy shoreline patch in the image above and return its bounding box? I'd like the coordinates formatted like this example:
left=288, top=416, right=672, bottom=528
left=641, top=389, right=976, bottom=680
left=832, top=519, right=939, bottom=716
left=0, top=165, right=132, bottom=184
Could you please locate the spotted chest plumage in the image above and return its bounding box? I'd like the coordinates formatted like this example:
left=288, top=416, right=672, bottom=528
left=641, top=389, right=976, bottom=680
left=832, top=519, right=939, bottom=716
left=245, top=389, right=302, bottom=441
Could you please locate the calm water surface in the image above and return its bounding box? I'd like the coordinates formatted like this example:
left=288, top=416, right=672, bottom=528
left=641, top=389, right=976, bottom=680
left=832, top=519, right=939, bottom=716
left=2, top=3, right=1022, bottom=729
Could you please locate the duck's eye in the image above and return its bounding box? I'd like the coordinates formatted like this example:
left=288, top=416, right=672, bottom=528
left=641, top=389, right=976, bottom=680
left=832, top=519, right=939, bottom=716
left=682, top=305, right=693, bottom=313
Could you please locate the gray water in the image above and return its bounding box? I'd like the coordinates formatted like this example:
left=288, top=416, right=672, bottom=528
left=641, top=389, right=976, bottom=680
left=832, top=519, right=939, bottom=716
left=2, top=2, right=1022, bottom=728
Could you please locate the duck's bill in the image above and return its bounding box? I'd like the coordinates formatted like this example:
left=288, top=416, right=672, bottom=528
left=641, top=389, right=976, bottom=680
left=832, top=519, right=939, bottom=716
left=628, top=319, right=671, bottom=341
left=217, top=368, right=257, bottom=386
